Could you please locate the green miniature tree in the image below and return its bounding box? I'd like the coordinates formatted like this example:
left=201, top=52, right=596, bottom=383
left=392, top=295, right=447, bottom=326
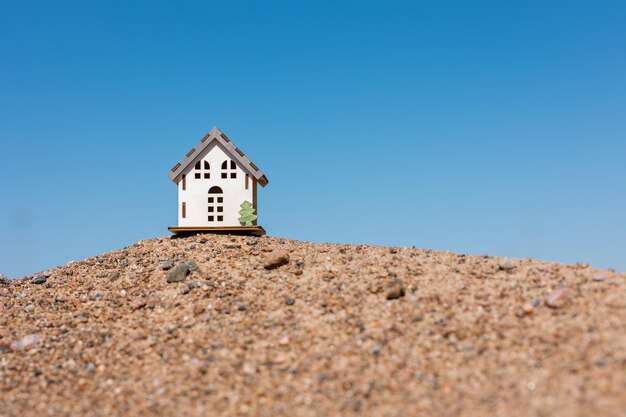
left=238, top=201, right=257, bottom=226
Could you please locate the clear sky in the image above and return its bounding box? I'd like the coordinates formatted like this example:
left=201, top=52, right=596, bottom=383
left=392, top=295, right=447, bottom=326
left=1, top=1, right=625, bottom=278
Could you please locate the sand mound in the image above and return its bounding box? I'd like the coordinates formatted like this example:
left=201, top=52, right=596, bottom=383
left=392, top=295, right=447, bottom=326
left=1, top=234, right=624, bottom=416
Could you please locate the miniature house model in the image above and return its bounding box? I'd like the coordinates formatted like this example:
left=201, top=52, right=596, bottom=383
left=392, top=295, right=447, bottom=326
left=167, top=127, right=268, bottom=235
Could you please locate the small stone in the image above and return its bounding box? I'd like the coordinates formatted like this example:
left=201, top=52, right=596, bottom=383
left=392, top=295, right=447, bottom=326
left=159, top=259, right=174, bottom=271
left=108, top=271, right=120, bottom=281
left=180, top=284, right=191, bottom=295
left=32, top=275, right=47, bottom=285
left=186, top=260, right=199, bottom=271
left=386, top=279, right=405, bottom=300
left=595, top=357, right=607, bottom=367
left=11, top=334, right=42, bottom=350
left=187, top=279, right=202, bottom=289
left=592, top=273, right=607, bottom=282
left=86, top=363, right=96, bottom=373
left=412, top=315, right=424, bottom=322
left=0, top=274, right=8, bottom=284
left=531, top=299, right=540, bottom=307
left=263, top=250, right=290, bottom=270
left=546, top=287, right=573, bottom=308
left=522, top=303, right=534, bottom=315
left=130, top=296, right=147, bottom=310
left=498, top=259, right=515, bottom=272
left=285, top=297, right=295, bottom=306
left=389, top=247, right=398, bottom=254
left=23, top=304, right=35, bottom=312
left=279, top=334, right=290, bottom=345
left=167, top=263, right=190, bottom=283
left=274, top=353, right=290, bottom=364
left=193, top=303, right=206, bottom=316
left=88, top=290, right=102, bottom=301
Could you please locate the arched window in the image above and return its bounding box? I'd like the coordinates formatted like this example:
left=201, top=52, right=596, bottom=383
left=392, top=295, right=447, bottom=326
left=221, top=159, right=237, bottom=179
left=207, top=187, right=224, bottom=222
left=194, top=160, right=210, bottom=179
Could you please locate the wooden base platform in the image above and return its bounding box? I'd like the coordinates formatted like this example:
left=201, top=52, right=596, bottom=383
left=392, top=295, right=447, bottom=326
left=167, top=226, right=266, bottom=236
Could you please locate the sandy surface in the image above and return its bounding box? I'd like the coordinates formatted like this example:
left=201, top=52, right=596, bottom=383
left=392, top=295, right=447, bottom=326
left=1, top=234, right=625, bottom=417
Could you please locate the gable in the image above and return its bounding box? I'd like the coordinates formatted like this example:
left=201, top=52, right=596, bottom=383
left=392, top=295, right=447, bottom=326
left=179, top=140, right=255, bottom=179
left=168, top=127, right=269, bottom=187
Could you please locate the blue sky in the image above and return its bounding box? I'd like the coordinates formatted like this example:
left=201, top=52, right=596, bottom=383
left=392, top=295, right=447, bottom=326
left=1, top=0, right=625, bottom=278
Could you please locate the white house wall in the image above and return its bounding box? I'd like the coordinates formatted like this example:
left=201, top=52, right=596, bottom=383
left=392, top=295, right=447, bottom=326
left=177, top=141, right=255, bottom=227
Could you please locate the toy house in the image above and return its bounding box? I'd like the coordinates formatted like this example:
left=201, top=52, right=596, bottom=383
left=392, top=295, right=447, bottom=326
left=167, top=127, right=268, bottom=235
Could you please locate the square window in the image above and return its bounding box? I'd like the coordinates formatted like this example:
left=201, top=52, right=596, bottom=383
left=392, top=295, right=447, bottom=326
left=217, top=197, right=223, bottom=203
left=208, top=197, right=214, bottom=203
left=204, top=173, right=210, bottom=179
left=217, top=216, right=223, bottom=222
left=217, top=206, right=223, bottom=212
left=208, top=207, right=214, bottom=212
left=221, top=173, right=227, bottom=179
left=208, top=216, right=215, bottom=221
left=195, top=173, right=201, bottom=179
left=230, top=172, right=237, bottom=179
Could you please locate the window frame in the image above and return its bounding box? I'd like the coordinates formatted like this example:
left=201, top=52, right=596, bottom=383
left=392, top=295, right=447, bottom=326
left=194, top=159, right=210, bottom=179
left=221, top=159, right=237, bottom=179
